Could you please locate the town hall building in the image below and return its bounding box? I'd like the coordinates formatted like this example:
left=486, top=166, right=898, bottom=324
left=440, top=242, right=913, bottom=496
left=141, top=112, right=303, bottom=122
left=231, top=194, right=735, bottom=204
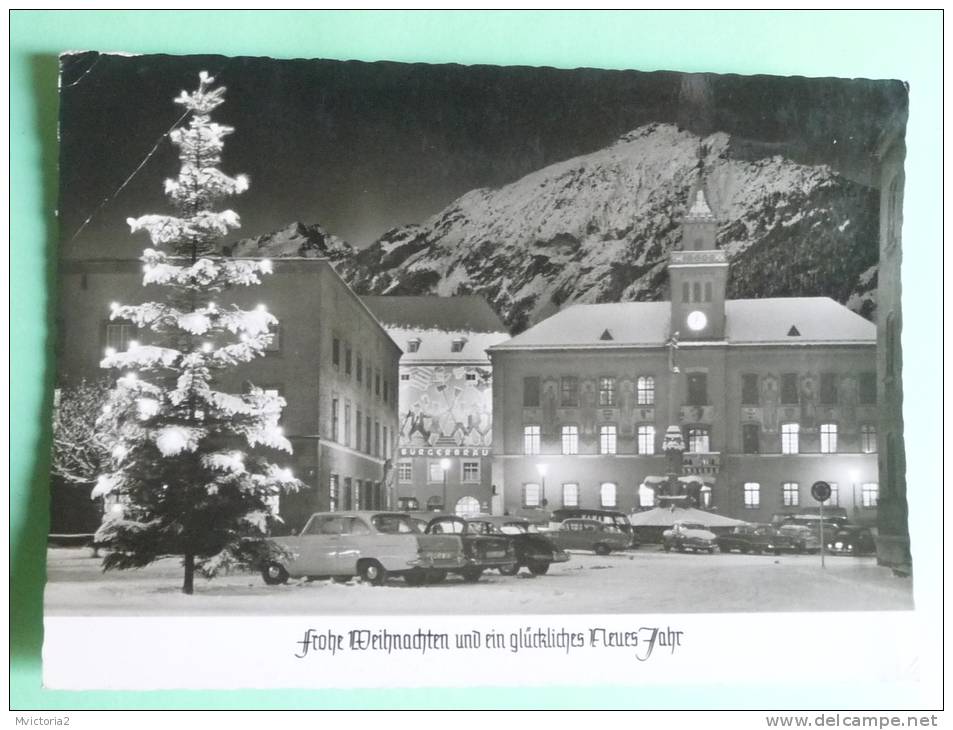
left=488, top=183, right=880, bottom=525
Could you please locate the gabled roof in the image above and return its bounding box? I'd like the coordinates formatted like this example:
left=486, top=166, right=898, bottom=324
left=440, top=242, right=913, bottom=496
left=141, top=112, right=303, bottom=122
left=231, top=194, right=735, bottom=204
left=361, top=295, right=508, bottom=334
left=490, top=298, right=875, bottom=351
left=361, top=295, right=510, bottom=363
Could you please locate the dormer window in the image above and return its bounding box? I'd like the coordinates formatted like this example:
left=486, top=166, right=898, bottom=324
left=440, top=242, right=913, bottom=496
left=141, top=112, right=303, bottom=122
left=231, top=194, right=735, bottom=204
left=451, top=337, right=467, bottom=353
left=407, top=338, right=421, bottom=353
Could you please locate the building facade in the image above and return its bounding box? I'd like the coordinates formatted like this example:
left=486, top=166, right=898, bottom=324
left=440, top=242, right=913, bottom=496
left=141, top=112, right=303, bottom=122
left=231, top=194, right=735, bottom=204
left=55, top=257, right=401, bottom=533
left=489, top=186, right=880, bottom=524
left=361, top=296, right=510, bottom=516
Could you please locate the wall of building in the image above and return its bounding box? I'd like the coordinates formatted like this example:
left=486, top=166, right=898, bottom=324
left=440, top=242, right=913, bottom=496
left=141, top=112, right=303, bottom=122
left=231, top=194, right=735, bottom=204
left=53, top=258, right=400, bottom=533
left=491, top=341, right=880, bottom=522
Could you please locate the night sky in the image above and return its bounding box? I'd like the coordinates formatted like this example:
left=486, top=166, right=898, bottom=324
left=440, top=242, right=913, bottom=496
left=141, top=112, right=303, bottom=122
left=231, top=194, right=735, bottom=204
left=58, top=52, right=906, bottom=258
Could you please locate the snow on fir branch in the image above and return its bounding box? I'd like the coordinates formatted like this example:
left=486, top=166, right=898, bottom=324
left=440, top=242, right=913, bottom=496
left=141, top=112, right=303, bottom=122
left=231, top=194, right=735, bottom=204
left=92, top=72, right=303, bottom=593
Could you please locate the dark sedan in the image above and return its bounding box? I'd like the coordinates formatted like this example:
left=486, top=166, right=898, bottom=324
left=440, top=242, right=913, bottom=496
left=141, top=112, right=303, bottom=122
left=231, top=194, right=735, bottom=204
left=466, top=516, right=570, bottom=575
left=716, top=524, right=790, bottom=555
left=425, top=515, right=517, bottom=582
left=826, top=526, right=877, bottom=556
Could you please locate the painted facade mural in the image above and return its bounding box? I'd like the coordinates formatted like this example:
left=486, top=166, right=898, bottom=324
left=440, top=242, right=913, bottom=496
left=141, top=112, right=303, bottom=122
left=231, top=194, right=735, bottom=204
left=398, top=365, right=493, bottom=447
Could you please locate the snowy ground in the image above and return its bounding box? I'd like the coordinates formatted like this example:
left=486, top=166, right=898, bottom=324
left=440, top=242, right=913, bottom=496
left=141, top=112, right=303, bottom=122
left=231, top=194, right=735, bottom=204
left=44, top=546, right=913, bottom=616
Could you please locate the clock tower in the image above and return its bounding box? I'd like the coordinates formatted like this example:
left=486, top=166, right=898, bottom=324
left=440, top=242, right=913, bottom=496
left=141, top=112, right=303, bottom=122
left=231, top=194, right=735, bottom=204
left=668, top=182, right=728, bottom=340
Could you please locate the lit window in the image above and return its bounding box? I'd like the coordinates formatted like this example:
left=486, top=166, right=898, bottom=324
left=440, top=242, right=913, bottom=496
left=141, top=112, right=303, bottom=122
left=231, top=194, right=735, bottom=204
left=599, top=377, right=616, bottom=407
left=599, top=425, right=617, bottom=455
left=820, top=423, right=838, bottom=453
left=744, top=482, right=760, bottom=509
left=428, top=461, right=448, bottom=483
left=105, top=321, right=137, bottom=351
left=638, top=483, right=655, bottom=508
left=781, top=423, right=799, bottom=454
left=637, top=425, right=655, bottom=455
left=561, top=425, right=578, bottom=455
left=861, top=483, right=879, bottom=508
left=782, top=482, right=799, bottom=507
left=329, top=474, right=338, bottom=512
left=523, top=425, right=541, bottom=455
left=523, top=483, right=541, bottom=508
left=560, top=376, right=579, bottom=407
left=861, top=424, right=877, bottom=453
left=636, top=376, right=655, bottom=405
left=562, top=483, right=579, bottom=507
left=600, top=482, right=617, bottom=508
left=686, top=427, right=710, bottom=453
left=462, top=461, right=480, bottom=482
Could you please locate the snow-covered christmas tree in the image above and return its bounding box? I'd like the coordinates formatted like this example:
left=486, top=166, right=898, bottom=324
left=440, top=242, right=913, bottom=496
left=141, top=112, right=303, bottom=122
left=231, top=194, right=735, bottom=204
left=93, top=72, right=301, bottom=594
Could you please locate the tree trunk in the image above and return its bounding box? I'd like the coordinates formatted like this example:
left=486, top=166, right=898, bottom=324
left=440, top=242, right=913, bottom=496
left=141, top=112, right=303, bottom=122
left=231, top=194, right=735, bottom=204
left=183, top=551, right=195, bottom=595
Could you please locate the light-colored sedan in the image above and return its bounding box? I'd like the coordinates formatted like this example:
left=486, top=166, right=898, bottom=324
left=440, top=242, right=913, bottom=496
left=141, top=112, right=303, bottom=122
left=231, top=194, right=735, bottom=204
left=662, top=521, right=718, bottom=553
left=261, top=511, right=467, bottom=586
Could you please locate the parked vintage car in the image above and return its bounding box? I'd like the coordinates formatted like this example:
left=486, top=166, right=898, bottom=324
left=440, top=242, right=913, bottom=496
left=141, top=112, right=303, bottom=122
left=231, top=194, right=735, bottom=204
left=425, top=515, right=517, bottom=582
left=716, top=524, right=791, bottom=555
left=549, top=518, right=632, bottom=555
left=775, top=523, right=822, bottom=554
left=662, top=521, right=718, bottom=553
left=550, top=508, right=640, bottom=548
left=826, top=525, right=877, bottom=556
left=466, top=515, right=570, bottom=575
left=261, top=511, right=467, bottom=586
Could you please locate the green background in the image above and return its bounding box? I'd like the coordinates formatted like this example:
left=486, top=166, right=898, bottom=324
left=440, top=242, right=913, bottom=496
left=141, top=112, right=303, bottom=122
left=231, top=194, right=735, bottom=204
left=10, top=10, right=943, bottom=709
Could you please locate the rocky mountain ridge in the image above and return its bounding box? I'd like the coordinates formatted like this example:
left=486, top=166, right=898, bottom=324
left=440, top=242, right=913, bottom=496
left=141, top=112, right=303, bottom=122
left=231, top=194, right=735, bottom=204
left=229, top=123, right=880, bottom=333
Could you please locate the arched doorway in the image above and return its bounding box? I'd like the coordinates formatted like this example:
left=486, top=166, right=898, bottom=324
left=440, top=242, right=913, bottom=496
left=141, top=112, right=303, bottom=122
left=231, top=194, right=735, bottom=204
left=455, top=495, right=481, bottom=518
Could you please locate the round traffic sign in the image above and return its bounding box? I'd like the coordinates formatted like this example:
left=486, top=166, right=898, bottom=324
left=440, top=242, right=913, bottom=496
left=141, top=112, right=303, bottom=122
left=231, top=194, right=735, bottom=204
left=811, top=480, right=832, bottom=502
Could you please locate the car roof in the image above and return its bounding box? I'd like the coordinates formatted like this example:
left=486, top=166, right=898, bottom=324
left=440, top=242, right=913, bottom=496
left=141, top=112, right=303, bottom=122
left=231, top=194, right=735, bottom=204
left=468, top=515, right=528, bottom=524
left=306, top=511, right=410, bottom=519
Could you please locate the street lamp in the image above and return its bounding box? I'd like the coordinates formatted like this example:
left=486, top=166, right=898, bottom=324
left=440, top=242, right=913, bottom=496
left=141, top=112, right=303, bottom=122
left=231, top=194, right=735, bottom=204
left=440, top=458, right=451, bottom=512
left=536, top=463, right=548, bottom=507
left=849, top=468, right=860, bottom=517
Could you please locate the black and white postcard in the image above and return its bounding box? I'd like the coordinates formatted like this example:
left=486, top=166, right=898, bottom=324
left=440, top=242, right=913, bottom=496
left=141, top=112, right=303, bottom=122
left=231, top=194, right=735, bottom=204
left=45, top=51, right=914, bottom=691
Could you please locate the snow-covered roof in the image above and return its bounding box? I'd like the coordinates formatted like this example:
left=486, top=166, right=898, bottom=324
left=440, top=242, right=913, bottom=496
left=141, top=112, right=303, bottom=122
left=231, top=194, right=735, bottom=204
left=383, top=325, right=509, bottom=364
left=361, top=295, right=508, bottom=333
left=490, top=298, right=875, bottom=350
left=628, top=506, right=748, bottom=528
left=362, top=295, right=510, bottom=363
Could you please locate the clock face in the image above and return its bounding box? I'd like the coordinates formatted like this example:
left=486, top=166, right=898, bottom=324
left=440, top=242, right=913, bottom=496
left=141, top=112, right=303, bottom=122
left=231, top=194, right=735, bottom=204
left=687, top=310, right=708, bottom=331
